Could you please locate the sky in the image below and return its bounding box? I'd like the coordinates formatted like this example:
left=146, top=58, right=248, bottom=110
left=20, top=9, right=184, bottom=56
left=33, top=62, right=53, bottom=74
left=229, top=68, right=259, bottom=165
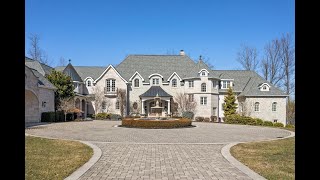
left=25, top=0, right=295, bottom=70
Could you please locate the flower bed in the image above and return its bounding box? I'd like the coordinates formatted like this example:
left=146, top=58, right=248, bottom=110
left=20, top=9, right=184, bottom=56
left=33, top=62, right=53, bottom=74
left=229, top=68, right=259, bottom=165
left=121, top=118, right=192, bottom=129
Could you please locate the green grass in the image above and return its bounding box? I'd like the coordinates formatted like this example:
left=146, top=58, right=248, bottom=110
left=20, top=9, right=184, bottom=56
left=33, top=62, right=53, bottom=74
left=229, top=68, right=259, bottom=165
left=25, top=136, right=93, bottom=180
left=230, top=137, right=295, bottom=180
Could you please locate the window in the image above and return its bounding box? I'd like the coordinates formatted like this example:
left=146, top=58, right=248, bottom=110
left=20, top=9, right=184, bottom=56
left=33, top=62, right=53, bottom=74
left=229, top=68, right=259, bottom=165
left=102, top=101, right=106, bottom=110
left=87, top=80, right=91, bottom=87
left=272, top=102, right=277, bottom=111
left=172, top=79, right=177, bottom=87
left=222, top=81, right=231, bottom=89
left=201, top=83, right=206, bottom=92
left=201, top=71, right=206, bottom=76
left=116, top=101, right=120, bottom=109
left=134, top=79, right=139, bottom=87
left=263, top=86, right=267, bottom=90
left=213, top=81, right=217, bottom=89
left=188, top=94, right=194, bottom=102
left=188, top=80, right=194, bottom=88
left=254, top=102, right=260, bottom=112
left=152, top=78, right=159, bottom=85
left=273, top=119, right=278, bottom=123
left=200, top=97, right=207, bottom=105
left=42, top=101, right=46, bottom=108
left=106, top=79, right=116, bottom=92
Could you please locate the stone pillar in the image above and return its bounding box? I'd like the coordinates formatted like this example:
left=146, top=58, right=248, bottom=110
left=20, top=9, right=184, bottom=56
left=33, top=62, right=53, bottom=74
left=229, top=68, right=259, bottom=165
left=141, top=100, right=145, bottom=114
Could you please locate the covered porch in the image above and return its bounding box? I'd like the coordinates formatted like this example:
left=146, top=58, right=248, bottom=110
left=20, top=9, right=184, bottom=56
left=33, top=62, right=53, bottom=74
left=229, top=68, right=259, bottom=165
left=139, top=86, right=173, bottom=117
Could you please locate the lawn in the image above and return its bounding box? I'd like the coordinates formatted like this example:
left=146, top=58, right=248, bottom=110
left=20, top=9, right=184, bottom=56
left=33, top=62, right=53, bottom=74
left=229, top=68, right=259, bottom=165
left=230, top=135, right=295, bottom=180
left=25, top=136, right=93, bottom=180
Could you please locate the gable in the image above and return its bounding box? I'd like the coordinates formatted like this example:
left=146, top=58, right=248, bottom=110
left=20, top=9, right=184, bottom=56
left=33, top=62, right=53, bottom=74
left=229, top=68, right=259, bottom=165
left=94, top=65, right=128, bottom=84
left=63, top=64, right=83, bottom=82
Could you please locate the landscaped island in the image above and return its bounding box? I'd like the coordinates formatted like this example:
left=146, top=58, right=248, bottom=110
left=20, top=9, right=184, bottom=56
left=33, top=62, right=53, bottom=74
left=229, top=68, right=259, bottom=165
left=121, top=117, right=193, bottom=128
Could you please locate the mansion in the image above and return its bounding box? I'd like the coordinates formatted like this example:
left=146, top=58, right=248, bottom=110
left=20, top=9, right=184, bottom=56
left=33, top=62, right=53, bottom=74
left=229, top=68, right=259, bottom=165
left=54, top=50, right=287, bottom=124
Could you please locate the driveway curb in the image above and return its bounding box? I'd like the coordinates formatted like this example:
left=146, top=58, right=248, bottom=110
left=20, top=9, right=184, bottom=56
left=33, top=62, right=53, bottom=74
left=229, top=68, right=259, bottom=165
left=25, top=133, right=102, bottom=180
left=221, top=130, right=295, bottom=180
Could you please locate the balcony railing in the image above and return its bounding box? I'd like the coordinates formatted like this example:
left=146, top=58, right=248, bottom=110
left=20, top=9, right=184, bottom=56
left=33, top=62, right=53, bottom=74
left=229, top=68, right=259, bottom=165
left=104, top=87, right=117, bottom=96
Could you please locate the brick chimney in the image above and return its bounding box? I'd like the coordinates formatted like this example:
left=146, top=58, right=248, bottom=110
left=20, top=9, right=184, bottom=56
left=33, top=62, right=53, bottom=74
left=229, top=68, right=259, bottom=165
left=179, top=50, right=185, bottom=56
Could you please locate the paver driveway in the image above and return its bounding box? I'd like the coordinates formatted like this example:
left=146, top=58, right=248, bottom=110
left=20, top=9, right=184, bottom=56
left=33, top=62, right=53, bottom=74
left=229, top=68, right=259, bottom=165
left=26, top=121, right=291, bottom=180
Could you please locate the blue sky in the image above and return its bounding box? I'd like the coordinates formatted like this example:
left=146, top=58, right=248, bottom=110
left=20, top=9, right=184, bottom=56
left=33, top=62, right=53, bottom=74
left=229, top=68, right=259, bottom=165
left=25, top=0, right=294, bottom=70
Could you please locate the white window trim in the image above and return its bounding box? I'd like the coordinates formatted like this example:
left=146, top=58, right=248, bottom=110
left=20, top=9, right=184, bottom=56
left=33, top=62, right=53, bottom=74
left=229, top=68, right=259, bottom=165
left=272, top=102, right=277, bottom=112
left=200, top=97, right=207, bottom=105
left=221, top=80, right=232, bottom=89
left=129, top=71, right=145, bottom=82
left=134, top=78, right=140, bottom=88
left=172, top=79, right=177, bottom=87
left=259, top=83, right=271, bottom=91
left=201, top=83, right=206, bottom=92
left=152, top=78, right=160, bottom=85
left=198, top=69, right=209, bottom=76
left=188, top=80, right=194, bottom=88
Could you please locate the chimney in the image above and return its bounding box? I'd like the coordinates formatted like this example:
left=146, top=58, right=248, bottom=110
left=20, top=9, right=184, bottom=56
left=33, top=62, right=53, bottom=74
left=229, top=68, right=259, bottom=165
left=179, top=50, right=185, bottom=56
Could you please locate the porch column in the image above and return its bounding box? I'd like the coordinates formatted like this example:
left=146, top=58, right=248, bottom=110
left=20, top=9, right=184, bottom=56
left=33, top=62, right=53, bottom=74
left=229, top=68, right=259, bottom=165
left=167, top=100, right=171, bottom=114
left=141, top=100, right=145, bottom=114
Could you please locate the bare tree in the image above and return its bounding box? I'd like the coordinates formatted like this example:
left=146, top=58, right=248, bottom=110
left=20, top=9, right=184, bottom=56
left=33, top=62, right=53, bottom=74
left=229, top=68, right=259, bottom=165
left=174, top=92, right=197, bottom=114
left=92, top=86, right=105, bottom=117
left=237, top=44, right=259, bottom=71
left=261, top=39, right=284, bottom=87
left=202, top=56, right=215, bottom=69
left=58, top=57, right=67, bottom=66
left=58, top=98, right=74, bottom=121
left=287, top=99, right=295, bottom=125
left=280, top=33, right=295, bottom=99
left=117, top=88, right=127, bottom=117
left=27, top=33, right=50, bottom=65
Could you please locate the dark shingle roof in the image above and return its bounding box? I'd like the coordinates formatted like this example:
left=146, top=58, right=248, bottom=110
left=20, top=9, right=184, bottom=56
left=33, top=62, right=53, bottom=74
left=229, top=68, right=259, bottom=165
left=216, top=70, right=287, bottom=96
left=27, top=67, right=56, bottom=89
left=116, top=55, right=219, bottom=83
left=55, top=66, right=106, bottom=80
left=25, top=57, right=54, bottom=76
left=140, top=86, right=172, bottom=97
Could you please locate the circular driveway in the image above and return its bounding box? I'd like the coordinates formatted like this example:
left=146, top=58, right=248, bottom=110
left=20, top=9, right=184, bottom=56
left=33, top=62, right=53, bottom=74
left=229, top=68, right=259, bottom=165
left=26, top=120, right=290, bottom=144
left=26, top=120, right=292, bottom=180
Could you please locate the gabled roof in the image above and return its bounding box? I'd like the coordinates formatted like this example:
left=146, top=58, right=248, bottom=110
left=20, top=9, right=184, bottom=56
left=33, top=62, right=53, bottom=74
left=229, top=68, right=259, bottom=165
left=116, top=55, right=219, bottom=83
left=25, top=57, right=54, bottom=76
left=94, top=65, right=128, bottom=83
left=25, top=65, right=56, bottom=90
left=55, top=65, right=106, bottom=81
left=215, top=70, right=287, bottom=96
left=140, top=86, right=172, bottom=97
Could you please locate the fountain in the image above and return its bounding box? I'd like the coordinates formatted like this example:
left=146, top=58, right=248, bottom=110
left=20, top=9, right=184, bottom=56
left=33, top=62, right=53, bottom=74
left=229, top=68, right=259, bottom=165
left=150, top=93, right=164, bottom=118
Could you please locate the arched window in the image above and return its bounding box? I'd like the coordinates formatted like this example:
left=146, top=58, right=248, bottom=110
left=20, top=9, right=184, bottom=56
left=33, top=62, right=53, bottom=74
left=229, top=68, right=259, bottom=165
left=134, top=79, right=139, bottom=87
left=87, top=80, right=91, bottom=87
left=272, top=102, right=277, bottom=111
left=254, top=102, right=260, bottom=112
left=201, top=83, right=206, bottom=92
left=172, top=79, right=177, bottom=87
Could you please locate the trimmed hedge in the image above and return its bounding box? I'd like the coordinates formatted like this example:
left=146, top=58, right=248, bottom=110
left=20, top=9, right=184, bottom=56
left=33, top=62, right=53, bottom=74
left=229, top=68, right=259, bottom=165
left=274, top=122, right=284, bottom=127
left=182, top=111, right=194, bottom=120
left=255, top=118, right=264, bottom=126
left=285, top=124, right=295, bottom=128
left=263, top=121, right=274, bottom=126
left=41, top=111, right=65, bottom=122
left=95, top=113, right=111, bottom=120
left=121, top=118, right=192, bottom=129
left=210, top=116, right=218, bottom=122
left=195, top=116, right=204, bottom=122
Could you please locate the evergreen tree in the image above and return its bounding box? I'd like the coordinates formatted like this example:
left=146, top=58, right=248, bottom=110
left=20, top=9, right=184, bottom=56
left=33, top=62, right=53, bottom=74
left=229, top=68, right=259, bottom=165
left=223, top=86, right=238, bottom=117
left=46, top=70, right=75, bottom=110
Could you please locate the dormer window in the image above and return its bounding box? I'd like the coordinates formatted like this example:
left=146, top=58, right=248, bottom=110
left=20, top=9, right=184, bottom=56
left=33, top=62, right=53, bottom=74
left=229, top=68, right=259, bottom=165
left=87, top=80, right=91, bottom=87
left=201, top=71, right=206, bottom=76
left=152, top=78, right=159, bottom=85
left=222, top=81, right=231, bottom=89
left=199, top=69, right=209, bottom=77
left=259, top=83, right=270, bottom=91
left=172, top=79, right=177, bottom=87
left=134, top=79, right=139, bottom=87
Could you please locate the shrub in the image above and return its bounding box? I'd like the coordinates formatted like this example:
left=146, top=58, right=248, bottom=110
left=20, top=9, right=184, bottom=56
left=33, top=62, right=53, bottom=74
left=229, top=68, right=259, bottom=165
left=285, top=124, right=295, bottom=128
left=182, top=111, right=194, bottom=120
left=224, top=114, right=242, bottom=124
left=41, top=112, right=56, bottom=122
left=243, top=116, right=257, bottom=125
left=263, top=121, right=274, bottom=126
left=204, top=117, right=210, bottom=122
left=110, top=114, right=122, bottom=121
left=95, top=113, right=109, bottom=120
left=210, top=116, right=217, bottom=122
left=195, top=116, right=204, bottom=122
left=255, top=118, right=264, bottom=126
left=122, top=118, right=192, bottom=128
left=274, top=122, right=284, bottom=127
